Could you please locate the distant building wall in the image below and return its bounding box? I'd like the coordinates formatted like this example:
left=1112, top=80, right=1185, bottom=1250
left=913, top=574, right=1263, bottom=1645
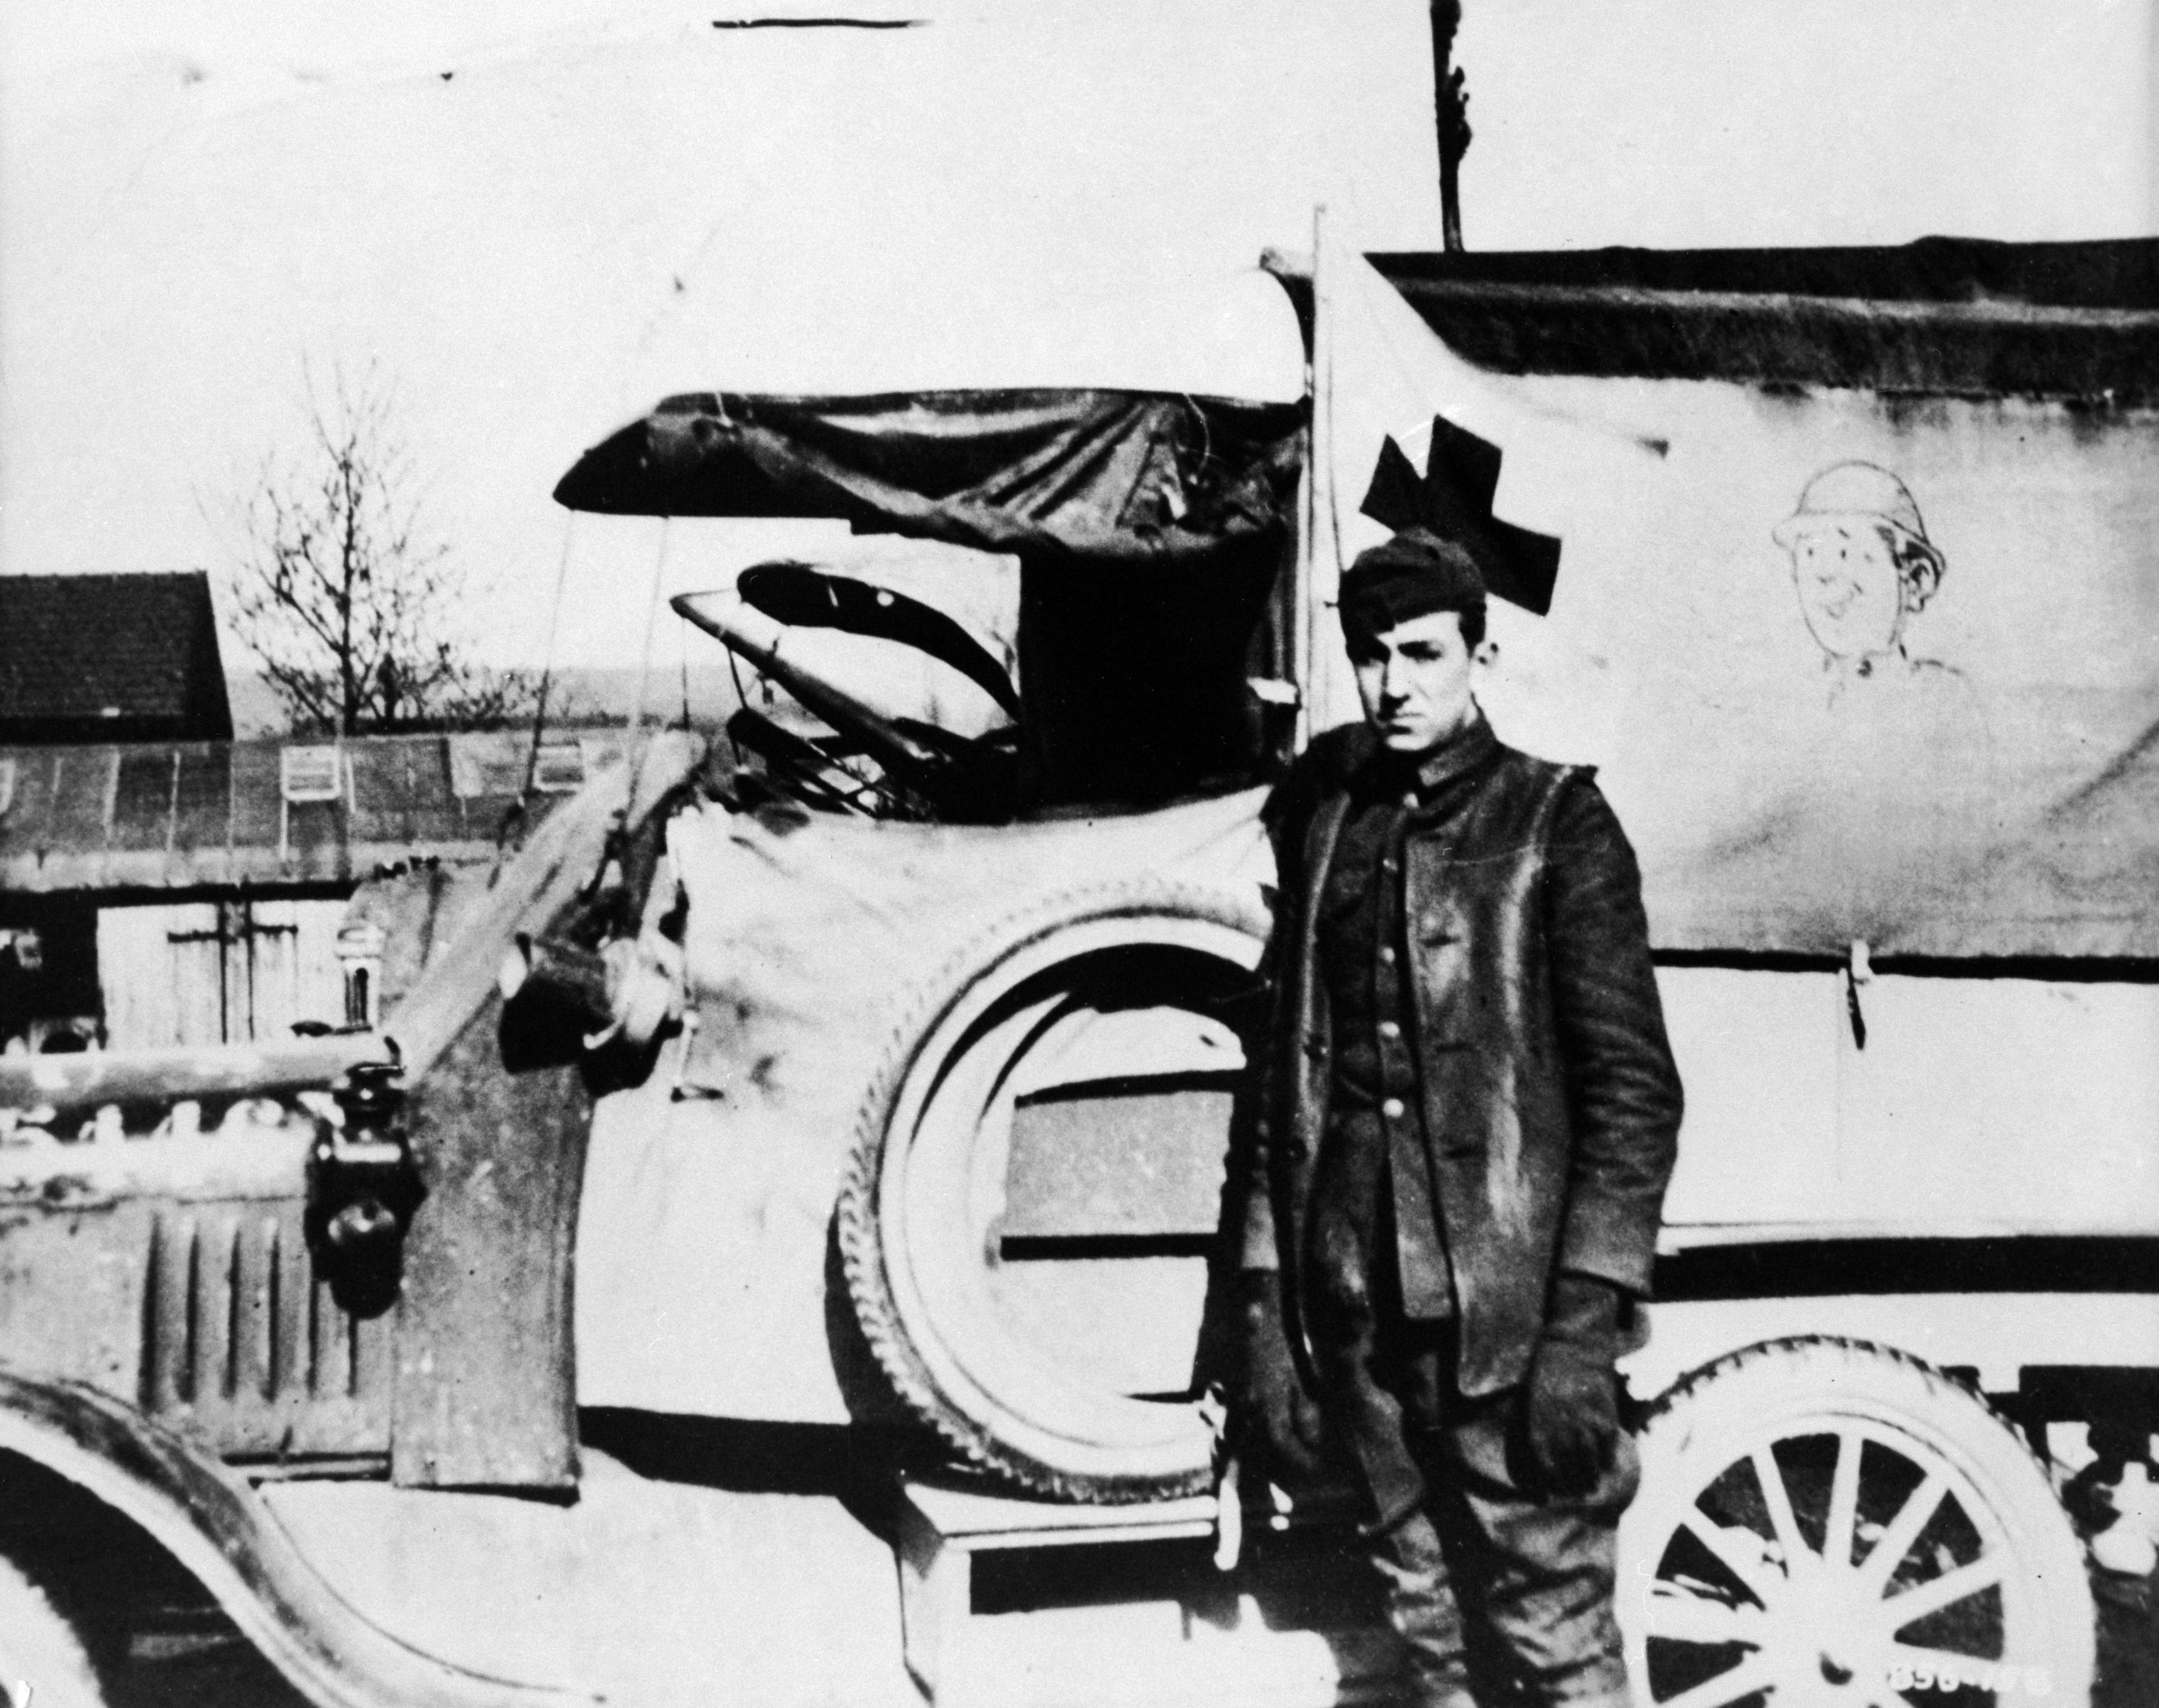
left=0, top=729, right=623, bottom=1052
left=96, top=898, right=347, bottom=1051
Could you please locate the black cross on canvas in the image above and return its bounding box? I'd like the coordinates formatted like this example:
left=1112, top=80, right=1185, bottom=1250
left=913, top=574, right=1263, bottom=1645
left=1359, top=417, right=1563, bottom=615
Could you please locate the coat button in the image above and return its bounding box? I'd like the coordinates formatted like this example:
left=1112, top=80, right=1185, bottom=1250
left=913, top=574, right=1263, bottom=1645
left=1378, top=1020, right=1401, bottom=1040
left=1382, top=1097, right=1406, bottom=1119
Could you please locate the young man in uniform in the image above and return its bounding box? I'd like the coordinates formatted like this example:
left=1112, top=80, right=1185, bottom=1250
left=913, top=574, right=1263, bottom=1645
left=1227, top=528, right=1683, bottom=1708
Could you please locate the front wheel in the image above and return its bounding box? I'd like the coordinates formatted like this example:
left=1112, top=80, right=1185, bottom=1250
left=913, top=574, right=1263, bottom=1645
left=1620, top=1336, right=2094, bottom=1707
left=0, top=1551, right=108, bottom=1708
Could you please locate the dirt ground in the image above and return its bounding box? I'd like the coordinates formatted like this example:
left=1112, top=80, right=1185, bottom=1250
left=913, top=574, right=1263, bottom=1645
left=84, top=1543, right=2159, bottom=1708
left=10, top=1433, right=2157, bottom=1707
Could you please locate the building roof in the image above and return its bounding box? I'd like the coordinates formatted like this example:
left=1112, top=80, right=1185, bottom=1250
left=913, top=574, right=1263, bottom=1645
left=0, top=573, right=233, bottom=743
left=0, top=729, right=630, bottom=893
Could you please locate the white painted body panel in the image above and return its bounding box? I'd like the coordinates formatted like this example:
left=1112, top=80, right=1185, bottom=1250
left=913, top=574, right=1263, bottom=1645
left=1657, top=965, right=2159, bottom=1236
left=1625, top=1292, right=2159, bottom=1401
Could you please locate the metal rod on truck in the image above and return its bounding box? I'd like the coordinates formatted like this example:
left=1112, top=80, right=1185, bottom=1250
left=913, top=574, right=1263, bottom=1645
left=671, top=591, right=950, bottom=791
left=1431, top=1, right=1470, bottom=251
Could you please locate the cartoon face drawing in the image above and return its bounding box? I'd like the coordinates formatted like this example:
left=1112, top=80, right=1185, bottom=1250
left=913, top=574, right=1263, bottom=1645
left=1774, top=462, right=1945, bottom=671
left=1788, top=522, right=1906, bottom=659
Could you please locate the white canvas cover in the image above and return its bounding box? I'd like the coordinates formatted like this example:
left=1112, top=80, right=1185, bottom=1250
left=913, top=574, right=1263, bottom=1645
left=1319, top=238, right=2159, bottom=957
left=576, top=788, right=1270, bottom=1421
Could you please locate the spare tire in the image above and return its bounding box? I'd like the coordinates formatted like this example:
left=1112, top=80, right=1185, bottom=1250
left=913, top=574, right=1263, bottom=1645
left=837, top=879, right=1270, bottom=1502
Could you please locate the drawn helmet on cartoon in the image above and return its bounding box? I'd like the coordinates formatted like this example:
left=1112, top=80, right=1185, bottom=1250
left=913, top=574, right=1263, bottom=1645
left=1774, top=463, right=1943, bottom=575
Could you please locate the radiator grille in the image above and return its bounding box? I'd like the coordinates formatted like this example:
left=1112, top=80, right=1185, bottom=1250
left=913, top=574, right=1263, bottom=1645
left=142, top=1204, right=391, bottom=1460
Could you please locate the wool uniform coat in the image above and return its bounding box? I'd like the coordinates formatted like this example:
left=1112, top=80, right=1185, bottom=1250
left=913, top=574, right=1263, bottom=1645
left=1229, top=719, right=1683, bottom=1400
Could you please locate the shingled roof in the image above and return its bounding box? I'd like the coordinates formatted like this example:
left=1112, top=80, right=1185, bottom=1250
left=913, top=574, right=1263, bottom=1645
left=0, top=573, right=233, bottom=744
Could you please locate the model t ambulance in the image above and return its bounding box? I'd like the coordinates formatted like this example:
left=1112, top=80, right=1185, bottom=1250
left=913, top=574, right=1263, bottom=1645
left=2, top=236, right=2153, bottom=1707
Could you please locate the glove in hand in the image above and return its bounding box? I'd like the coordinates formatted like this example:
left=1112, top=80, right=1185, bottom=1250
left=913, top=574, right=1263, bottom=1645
left=1525, top=1273, right=1622, bottom=1498
left=1232, top=1269, right=1327, bottom=1482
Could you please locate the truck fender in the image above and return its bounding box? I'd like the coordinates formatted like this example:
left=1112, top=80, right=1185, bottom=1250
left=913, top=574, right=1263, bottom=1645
left=0, top=1366, right=596, bottom=1708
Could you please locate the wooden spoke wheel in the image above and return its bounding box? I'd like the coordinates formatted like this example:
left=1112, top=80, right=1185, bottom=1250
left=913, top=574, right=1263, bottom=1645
left=1620, top=1338, right=2094, bottom=1708
left=0, top=1551, right=107, bottom=1708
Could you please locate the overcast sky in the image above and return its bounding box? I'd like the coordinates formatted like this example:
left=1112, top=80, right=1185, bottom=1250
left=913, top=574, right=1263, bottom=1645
left=2, top=1, right=2152, bottom=670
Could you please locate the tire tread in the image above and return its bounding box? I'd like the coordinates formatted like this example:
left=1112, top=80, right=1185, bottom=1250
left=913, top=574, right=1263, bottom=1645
left=837, top=877, right=1268, bottom=1504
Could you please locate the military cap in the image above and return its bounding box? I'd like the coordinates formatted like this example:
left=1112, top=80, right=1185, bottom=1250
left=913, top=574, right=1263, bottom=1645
left=1338, top=527, right=1487, bottom=651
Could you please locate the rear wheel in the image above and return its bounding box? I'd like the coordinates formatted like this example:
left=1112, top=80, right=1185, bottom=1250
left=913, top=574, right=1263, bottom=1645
left=838, top=880, right=1269, bottom=1502
left=1620, top=1337, right=2094, bottom=1707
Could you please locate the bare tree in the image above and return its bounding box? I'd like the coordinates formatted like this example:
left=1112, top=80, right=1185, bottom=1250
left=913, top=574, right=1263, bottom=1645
left=219, top=368, right=539, bottom=735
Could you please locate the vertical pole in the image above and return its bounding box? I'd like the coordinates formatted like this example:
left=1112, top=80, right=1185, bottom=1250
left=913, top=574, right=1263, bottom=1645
left=629, top=519, right=673, bottom=738
left=1298, top=204, right=1328, bottom=752
left=621, top=519, right=675, bottom=826
left=1432, top=1, right=1471, bottom=253
left=522, top=514, right=578, bottom=801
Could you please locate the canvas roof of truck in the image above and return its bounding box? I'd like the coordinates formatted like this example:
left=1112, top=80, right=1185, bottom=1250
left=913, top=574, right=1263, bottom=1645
left=1363, top=236, right=2159, bottom=400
